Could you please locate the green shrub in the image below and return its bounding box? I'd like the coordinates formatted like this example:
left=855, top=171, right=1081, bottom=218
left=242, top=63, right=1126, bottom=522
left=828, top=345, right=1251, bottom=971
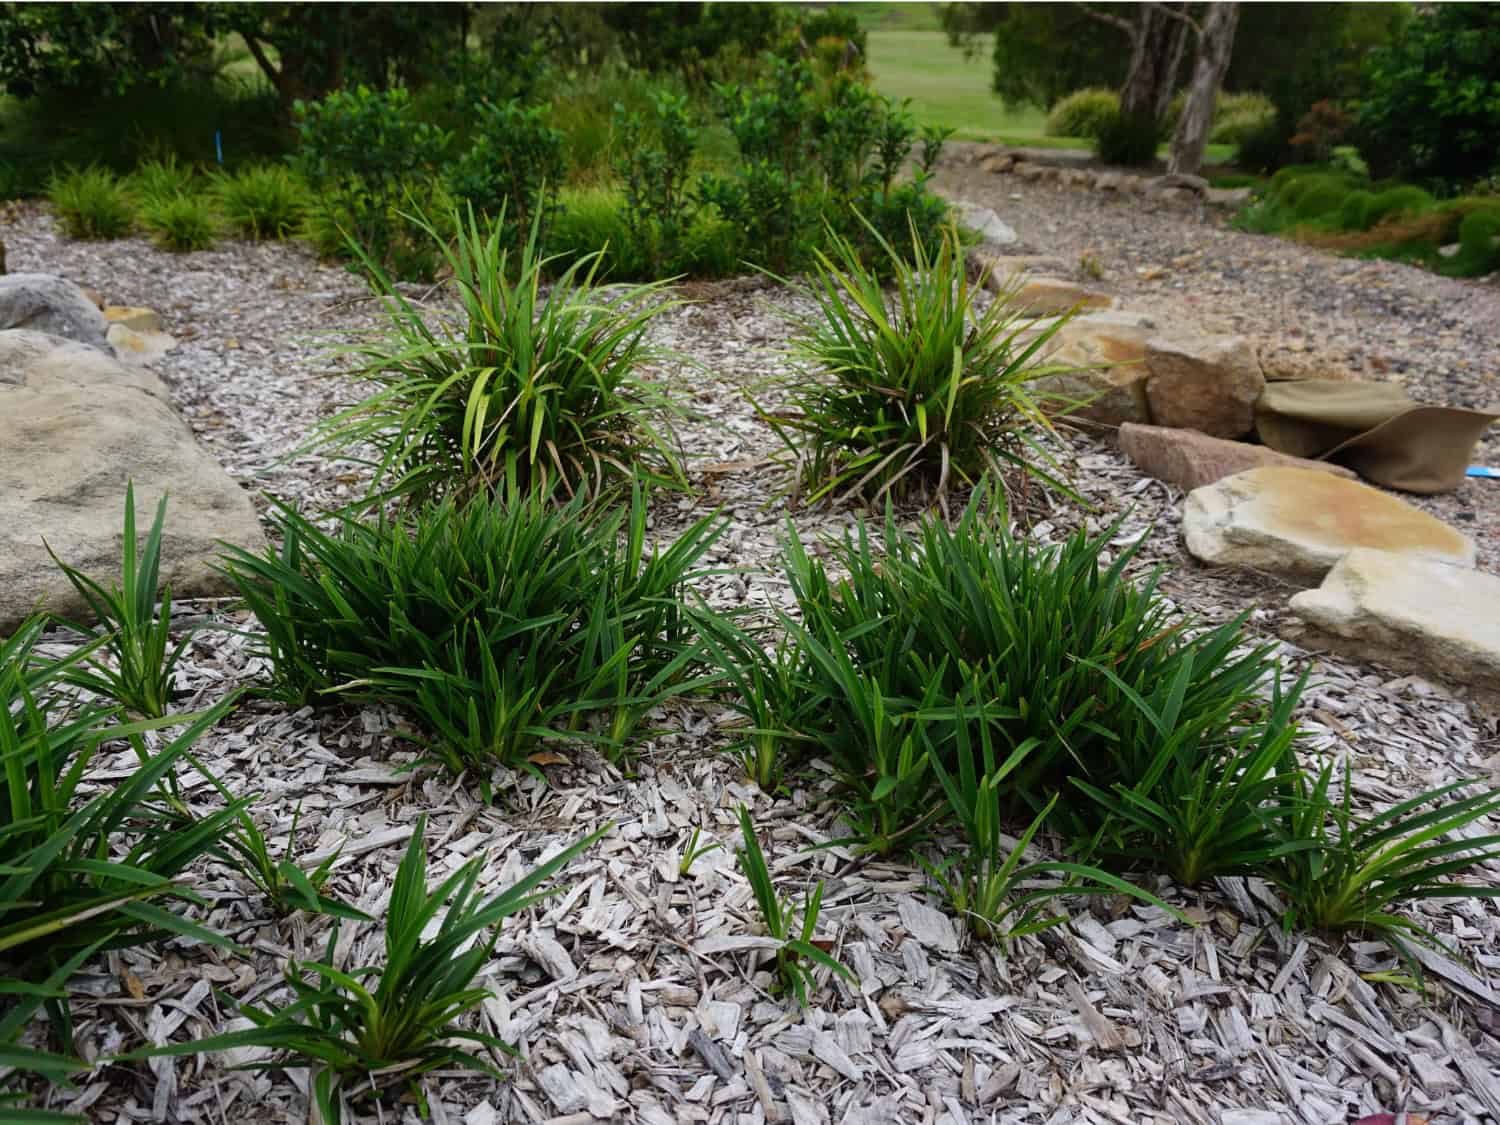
left=47, top=165, right=135, bottom=239
left=135, top=818, right=607, bottom=1122
left=545, top=186, right=649, bottom=276
left=771, top=220, right=1074, bottom=509
left=130, top=156, right=196, bottom=205
left=214, top=165, right=307, bottom=240
left=615, top=90, right=702, bottom=276
left=445, top=98, right=564, bottom=241
left=1338, top=189, right=1374, bottom=230
left=1044, top=87, right=1119, bottom=139
left=219, top=485, right=724, bottom=772
left=1292, top=179, right=1349, bottom=221
left=1364, top=185, right=1434, bottom=227
left=1457, top=207, right=1500, bottom=273
left=1209, top=92, right=1276, bottom=145
left=138, top=191, right=218, bottom=252
left=1094, top=111, right=1159, bottom=168
left=45, top=483, right=191, bottom=719
left=1235, top=118, right=1289, bottom=174
left=313, top=206, right=682, bottom=504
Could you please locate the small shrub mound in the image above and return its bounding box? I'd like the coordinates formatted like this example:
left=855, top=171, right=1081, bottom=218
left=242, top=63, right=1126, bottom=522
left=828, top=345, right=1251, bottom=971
left=1044, top=88, right=1119, bottom=139
left=313, top=206, right=683, bottom=505
left=214, top=165, right=307, bottom=240
left=1364, top=185, right=1435, bottom=228
left=1338, top=189, right=1374, bottom=231
left=1094, top=111, right=1159, bottom=168
left=47, top=165, right=135, bottom=239
left=1458, top=207, right=1500, bottom=274
left=770, top=219, right=1077, bottom=509
left=138, top=192, right=218, bottom=252
left=220, top=484, right=724, bottom=776
left=131, top=156, right=197, bottom=205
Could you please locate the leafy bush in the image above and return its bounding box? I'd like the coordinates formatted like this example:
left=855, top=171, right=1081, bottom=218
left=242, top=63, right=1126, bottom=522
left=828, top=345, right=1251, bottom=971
left=1364, top=185, right=1434, bottom=227
left=615, top=90, right=701, bottom=276
left=1235, top=118, right=1290, bottom=174
left=45, top=483, right=191, bottom=719
left=1094, top=111, right=1159, bottom=168
left=1338, top=189, right=1374, bottom=231
left=135, top=817, right=607, bottom=1123
left=138, top=190, right=218, bottom=251
left=219, top=484, right=724, bottom=773
left=1288, top=100, right=1352, bottom=165
left=47, top=165, right=135, bottom=239
left=1208, top=91, right=1277, bottom=146
left=735, top=808, right=852, bottom=1002
left=1291, top=178, right=1349, bottom=221
left=1457, top=206, right=1500, bottom=273
left=214, top=165, right=307, bottom=240
left=315, top=206, right=682, bottom=505
left=291, top=86, right=451, bottom=275
left=1044, top=87, right=1119, bottom=139
left=445, top=98, right=564, bottom=241
left=770, top=220, right=1074, bottom=508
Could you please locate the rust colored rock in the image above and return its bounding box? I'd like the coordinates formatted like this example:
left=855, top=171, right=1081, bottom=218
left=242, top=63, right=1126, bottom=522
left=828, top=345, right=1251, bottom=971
left=1118, top=423, right=1357, bottom=491
left=1013, top=277, right=1114, bottom=318
left=1145, top=333, right=1265, bottom=438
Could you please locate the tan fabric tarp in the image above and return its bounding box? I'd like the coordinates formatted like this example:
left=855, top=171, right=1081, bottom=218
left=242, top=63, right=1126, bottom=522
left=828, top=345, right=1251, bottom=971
left=1255, top=380, right=1498, bottom=494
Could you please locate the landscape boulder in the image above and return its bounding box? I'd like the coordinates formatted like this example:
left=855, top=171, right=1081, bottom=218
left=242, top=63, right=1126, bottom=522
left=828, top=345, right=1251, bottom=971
left=1182, top=466, right=1475, bottom=579
left=1290, top=549, right=1500, bottom=698
left=1013, top=277, right=1114, bottom=318
left=0, top=329, right=265, bottom=633
left=1119, top=424, right=1357, bottom=491
left=973, top=252, right=1069, bottom=289
left=1144, top=333, right=1265, bottom=438
left=951, top=201, right=1018, bottom=248
left=1032, top=310, right=1157, bottom=426
left=0, top=273, right=110, bottom=351
left=104, top=305, right=164, bottom=333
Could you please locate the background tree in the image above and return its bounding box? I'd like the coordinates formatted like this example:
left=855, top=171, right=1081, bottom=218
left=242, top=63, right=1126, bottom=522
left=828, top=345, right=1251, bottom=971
left=1168, top=2, right=1240, bottom=175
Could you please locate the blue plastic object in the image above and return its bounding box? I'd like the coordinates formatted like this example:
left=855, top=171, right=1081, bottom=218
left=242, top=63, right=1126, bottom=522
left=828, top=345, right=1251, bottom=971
left=215, top=130, right=223, bottom=165
left=1467, top=466, right=1499, bottom=479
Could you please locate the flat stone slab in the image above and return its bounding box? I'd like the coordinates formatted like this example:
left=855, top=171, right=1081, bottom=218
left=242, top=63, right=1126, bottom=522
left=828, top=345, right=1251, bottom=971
left=1014, top=278, right=1114, bottom=318
left=1183, top=466, right=1475, bottom=579
left=1119, top=423, right=1357, bottom=492
left=1290, top=549, right=1500, bottom=697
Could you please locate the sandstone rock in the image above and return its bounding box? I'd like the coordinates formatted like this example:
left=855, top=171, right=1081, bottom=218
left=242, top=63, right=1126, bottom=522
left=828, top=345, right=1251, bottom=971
left=107, top=321, right=178, bottom=363
left=0, top=329, right=265, bottom=633
left=104, top=305, right=164, bottom=333
left=974, top=253, right=1069, bottom=289
left=0, top=273, right=109, bottom=350
left=80, top=287, right=106, bottom=310
left=1183, top=467, right=1476, bottom=579
left=951, top=200, right=1018, bottom=248
left=1290, top=549, right=1500, bottom=698
left=1145, top=173, right=1209, bottom=195
left=1013, top=277, right=1114, bottom=318
left=1144, top=334, right=1265, bottom=438
left=1093, top=172, right=1126, bottom=192
left=1118, top=424, right=1357, bottom=491
left=1206, top=186, right=1253, bottom=208
left=1030, top=311, right=1158, bottom=426
left=1013, top=162, right=1049, bottom=182
left=979, top=153, right=1016, bottom=174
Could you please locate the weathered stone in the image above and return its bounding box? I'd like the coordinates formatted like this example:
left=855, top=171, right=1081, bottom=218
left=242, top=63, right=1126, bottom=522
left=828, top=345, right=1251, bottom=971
left=951, top=200, right=1018, bottom=248
left=1093, top=172, right=1126, bottom=191
left=104, top=305, right=164, bottom=333
left=1290, top=549, right=1500, bottom=698
left=107, top=321, right=178, bottom=363
left=1013, top=277, right=1114, bottom=318
left=979, top=152, right=1016, bottom=174
left=1030, top=311, right=1158, bottom=426
left=0, top=329, right=265, bottom=633
left=1145, top=173, right=1209, bottom=195
left=1013, top=162, right=1049, bottom=182
left=0, top=273, right=109, bottom=350
left=1145, top=334, right=1265, bottom=438
left=1183, top=467, right=1476, bottom=579
left=1206, top=186, right=1254, bottom=208
left=80, top=286, right=106, bottom=310
left=1118, top=423, right=1358, bottom=491
left=974, top=253, right=1069, bottom=289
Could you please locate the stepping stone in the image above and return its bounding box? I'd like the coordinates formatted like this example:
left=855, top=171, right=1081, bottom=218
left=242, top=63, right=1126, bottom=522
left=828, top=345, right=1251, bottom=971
left=1290, top=549, right=1500, bottom=698
left=1183, top=466, right=1475, bottom=579
left=1013, top=277, right=1113, bottom=318
left=1119, top=423, right=1356, bottom=492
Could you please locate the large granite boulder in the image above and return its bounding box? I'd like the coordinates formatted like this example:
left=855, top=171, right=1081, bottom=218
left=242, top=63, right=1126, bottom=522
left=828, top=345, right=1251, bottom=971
left=0, top=329, right=265, bottom=633
left=1182, top=466, right=1475, bottom=579
left=1290, top=549, right=1500, bottom=699
left=0, top=273, right=110, bottom=351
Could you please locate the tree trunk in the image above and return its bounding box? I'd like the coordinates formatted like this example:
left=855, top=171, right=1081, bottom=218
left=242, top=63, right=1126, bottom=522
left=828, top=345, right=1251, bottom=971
left=1155, top=11, right=1192, bottom=122
left=1169, top=2, right=1240, bottom=175
left=1120, top=4, right=1190, bottom=122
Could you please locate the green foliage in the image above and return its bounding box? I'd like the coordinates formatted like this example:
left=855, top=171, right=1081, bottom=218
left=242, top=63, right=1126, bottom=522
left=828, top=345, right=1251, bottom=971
left=218, top=484, right=724, bottom=773
left=755, top=495, right=1289, bottom=856
left=138, top=191, right=218, bottom=252
left=771, top=221, right=1072, bottom=508
left=45, top=483, right=191, bottom=719
left=615, top=90, right=702, bottom=276
left=46, top=166, right=135, bottom=239
left=1364, top=185, right=1435, bottom=227
left=1354, top=2, right=1500, bottom=188
left=1209, top=92, right=1277, bottom=146
left=216, top=802, right=371, bottom=922
left=544, top=185, right=649, bottom=276
left=1094, top=111, right=1160, bottom=168
left=133, top=817, right=607, bottom=1124
left=1235, top=118, right=1290, bottom=175
left=314, top=206, right=682, bottom=504
left=130, top=156, right=196, bottom=205
left=445, top=98, right=565, bottom=241
left=291, top=86, right=451, bottom=276
left=1291, top=178, right=1350, bottom=221
left=1269, top=764, right=1500, bottom=971
left=1457, top=207, right=1500, bottom=273
left=1044, top=88, right=1119, bottom=140
left=1338, top=189, right=1375, bottom=231
left=734, top=808, right=853, bottom=1004
left=214, top=165, right=308, bottom=240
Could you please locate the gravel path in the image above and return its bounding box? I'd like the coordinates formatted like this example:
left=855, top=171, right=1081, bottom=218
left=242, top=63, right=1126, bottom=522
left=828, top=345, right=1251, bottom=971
left=6, top=201, right=1500, bottom=1125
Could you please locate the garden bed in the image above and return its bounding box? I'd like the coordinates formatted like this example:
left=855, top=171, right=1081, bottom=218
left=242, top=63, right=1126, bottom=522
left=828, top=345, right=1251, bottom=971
left=5, top=199, right=1500, bottom=1124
